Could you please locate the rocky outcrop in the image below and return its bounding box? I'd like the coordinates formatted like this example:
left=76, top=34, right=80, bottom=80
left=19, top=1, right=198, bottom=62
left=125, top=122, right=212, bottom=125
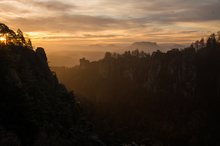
left=0, top=44, right=104, bottom=146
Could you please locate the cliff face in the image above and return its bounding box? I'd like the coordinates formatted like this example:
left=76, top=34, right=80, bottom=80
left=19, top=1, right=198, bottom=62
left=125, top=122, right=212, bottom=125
left=0, top=45, right=104, bottom=146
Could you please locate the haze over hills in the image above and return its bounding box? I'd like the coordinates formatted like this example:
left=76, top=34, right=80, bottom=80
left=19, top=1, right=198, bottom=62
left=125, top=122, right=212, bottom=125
left=122, top=42, right=186, bottom=53
left=47, top=42, right=187, bottom=67
left=53, top=33, right=220, bottom=145
left=124, top=42, right=160, bottom=52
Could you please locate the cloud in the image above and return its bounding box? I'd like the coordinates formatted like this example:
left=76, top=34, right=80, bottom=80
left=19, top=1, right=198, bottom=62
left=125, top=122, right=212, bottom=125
left=39, top=34, right=123, bottom=40
left=0, top=1, right=31, bottom=14
left=0, top=0, right=220, bottom=46
left=2, top=0, right=220, bottom=25
left=99, top=0, right=220, bottom=22
left=146, top=1, right=220, bottom=23
left=33, top=1, right=76, bottom=12
left=7, top=14, right=151, bottom=33
left=83, top=34, right=124, bottom=38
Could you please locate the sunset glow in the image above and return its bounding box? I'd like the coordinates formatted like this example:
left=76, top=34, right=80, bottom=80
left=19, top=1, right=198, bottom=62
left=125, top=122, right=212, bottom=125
left=0, top=0, right=220, bottom=50
left=0, top=37, right=6, bottom=42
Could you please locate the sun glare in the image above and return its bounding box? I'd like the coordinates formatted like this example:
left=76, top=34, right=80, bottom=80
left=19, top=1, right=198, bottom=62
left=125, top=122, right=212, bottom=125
left=0, top=37, right=6, bottom=42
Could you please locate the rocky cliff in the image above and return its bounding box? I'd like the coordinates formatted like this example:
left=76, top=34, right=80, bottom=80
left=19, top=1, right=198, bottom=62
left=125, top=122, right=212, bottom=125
left=0, top=44, right=104, bottom=146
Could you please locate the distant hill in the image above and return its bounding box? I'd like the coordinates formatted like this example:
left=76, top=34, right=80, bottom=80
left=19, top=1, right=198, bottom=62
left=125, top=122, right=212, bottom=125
left=124, top=41, right=160, bottom=53
left=124, top=42, right=186, bottom=53
left=47, top=50, right=105, bottom=67
left=46, top=42, right=186, bottom=67
left=159, top=43, right=186, bottom=50
left=87, top=44, right=125, bottom=51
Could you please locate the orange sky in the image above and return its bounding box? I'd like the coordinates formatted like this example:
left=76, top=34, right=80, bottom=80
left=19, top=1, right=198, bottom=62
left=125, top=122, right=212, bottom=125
left=0, top=0, right=220, bottom=51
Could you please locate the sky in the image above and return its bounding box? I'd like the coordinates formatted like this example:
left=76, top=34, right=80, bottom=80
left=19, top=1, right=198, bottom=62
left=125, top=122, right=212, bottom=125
left=0, top=0, right=220, bottom=50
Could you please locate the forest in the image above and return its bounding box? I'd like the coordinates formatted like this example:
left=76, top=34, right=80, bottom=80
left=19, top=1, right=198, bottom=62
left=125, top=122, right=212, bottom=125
left=53, top=33, right=220, bottom=145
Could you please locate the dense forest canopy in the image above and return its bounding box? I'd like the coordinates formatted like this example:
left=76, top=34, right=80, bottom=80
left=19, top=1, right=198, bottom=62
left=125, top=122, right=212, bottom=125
left=53, top=33, right=220, bottom=145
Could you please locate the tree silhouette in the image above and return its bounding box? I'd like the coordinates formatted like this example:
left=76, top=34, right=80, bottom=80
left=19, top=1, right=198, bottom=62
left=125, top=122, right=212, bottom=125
left=199, top=38, right=205, bottom=48
left=104, top=52, right=112, bottom=59
left=217, top=31, right=220, bottom=43
left=207, top=33, right=217, bottom=47
left=0, top=23, right=32, bottom=49
left=194, top=40, right=199, bottom=50
left=26, top=38, right=33, bottom=49
left=17, top=29, right=26, bottom=46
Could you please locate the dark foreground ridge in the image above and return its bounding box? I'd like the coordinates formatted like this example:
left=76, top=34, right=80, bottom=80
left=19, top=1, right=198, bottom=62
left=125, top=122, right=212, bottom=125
left=0, top=24, right=104, bottom=146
